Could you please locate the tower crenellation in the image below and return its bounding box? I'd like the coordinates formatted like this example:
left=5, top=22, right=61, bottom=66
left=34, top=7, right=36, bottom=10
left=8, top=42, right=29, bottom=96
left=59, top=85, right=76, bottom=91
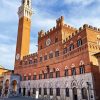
left=18, top=0, right=33, bottom=19
left=56, top=16, right=64, bottom=27
left=38, top=30, right=45, bottom=38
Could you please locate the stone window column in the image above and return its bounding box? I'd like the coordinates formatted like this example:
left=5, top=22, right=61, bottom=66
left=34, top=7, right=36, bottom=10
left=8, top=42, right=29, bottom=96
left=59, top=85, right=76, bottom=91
left=21, top=88, right=23, bottom=95
left=60, top=88, right=65, bottom=100
left=30, top=88, right=33, bottom=96
left=53, top=88, right=56, bottom=97
left=41, top=88, right=44, bottom=97
left=77, top=88, right=82, bottom=100
left=47, top=88, right=49, bottom=96
left=69, top=88, right=73, bottom=100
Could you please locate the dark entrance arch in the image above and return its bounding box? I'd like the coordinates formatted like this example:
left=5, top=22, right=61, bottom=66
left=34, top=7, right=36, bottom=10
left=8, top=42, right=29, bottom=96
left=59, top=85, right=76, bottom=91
left=23, top=88, right=26, bottom=96
left=73, top=87, right=78, bottom=100
left=28, top=90, right=30, bottom=96
left=4, top=79, right=9, bottom=96
left=19, top=88, right=21, bottom=94
left=0, top=86, right=2, bottom=96
left=12, top=80, right=17, bottom=93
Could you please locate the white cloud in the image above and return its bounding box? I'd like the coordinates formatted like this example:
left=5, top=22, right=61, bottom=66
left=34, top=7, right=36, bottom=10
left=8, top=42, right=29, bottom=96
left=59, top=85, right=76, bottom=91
left=33, top=0, right=57, bottom=6
left=64, top=0, right=94, bottom=6
left=0, top=0, right=19, bottom=22
left=0, top=44, right=16, bottom=70
left=0, top=34, right=15, bottom=42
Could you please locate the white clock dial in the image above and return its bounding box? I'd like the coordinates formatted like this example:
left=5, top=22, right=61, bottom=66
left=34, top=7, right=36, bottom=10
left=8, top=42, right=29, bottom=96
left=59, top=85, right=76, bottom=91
left=16, top=54, right=20, bottom=60
left=46, top=38, right=51, bottom=46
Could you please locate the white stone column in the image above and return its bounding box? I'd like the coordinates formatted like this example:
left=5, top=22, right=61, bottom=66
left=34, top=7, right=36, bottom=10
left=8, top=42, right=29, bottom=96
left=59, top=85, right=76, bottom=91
left=77, top=88, right=82, bottom=100
left=26, top=88, right=28, bottom=97
left=30, top=88, right=33, bottom=97
left=21, top=88, right=23, bottom=96
left=69, top=89, right=73, bottom=100
left=61, top=88, right=65, bottom=100
left=41, top=88, right=44, bottom=97
left=53, top=88, right=56, bottom=97
left=47, top=88, right=50, bottom=98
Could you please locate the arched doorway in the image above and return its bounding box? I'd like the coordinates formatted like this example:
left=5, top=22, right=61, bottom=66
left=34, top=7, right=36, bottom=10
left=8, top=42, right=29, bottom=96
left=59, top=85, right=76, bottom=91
left=23, top=88, right=26, bottom=96
left=19, top=88, right=21, bottom=94
left=4, top=79, right=9, bottom=96
left=28, top=90, right=30, bottom=96
left=12, top=80, right=17, bottom=93
left=0, top=81, right=3, bottom=96
left=73, top=87, right=78, bottom=100
left=0, top=86, right=2, bottom=96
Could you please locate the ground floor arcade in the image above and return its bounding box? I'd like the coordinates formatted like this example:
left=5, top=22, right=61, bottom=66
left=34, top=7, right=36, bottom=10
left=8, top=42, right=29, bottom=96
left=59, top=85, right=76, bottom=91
left=20, top=73, right=95, bottom=100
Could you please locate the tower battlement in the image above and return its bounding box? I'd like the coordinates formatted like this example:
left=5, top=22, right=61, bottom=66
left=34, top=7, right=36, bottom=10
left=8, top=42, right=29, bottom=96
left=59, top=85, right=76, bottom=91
left=56, top=16, right=64, bottom=27
left=63, top=24, right=100, bottom=43
left=38, top=16, right=76, bottom=39
left=23, top=52, right=38, bottom=59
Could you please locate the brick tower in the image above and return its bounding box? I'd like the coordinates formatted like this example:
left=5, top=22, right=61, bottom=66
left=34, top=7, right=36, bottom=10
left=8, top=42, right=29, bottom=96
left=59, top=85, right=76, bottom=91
left=15, top=0, right=33, bottom=66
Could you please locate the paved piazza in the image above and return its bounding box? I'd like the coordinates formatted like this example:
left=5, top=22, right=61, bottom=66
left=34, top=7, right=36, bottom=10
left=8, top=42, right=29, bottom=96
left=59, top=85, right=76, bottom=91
left=0, top=97, right=42, bottom=100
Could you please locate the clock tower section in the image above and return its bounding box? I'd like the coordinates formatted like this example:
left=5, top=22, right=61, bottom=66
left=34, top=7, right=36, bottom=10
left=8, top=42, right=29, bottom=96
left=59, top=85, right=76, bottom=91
left=15, top=0, right=33, bottom=65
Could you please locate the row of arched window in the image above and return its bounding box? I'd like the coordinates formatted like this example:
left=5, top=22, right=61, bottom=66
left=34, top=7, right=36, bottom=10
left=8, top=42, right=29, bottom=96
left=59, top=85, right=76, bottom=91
left=63, top=39, right=82, bottom=54
left=21, top=39, right=83, bottom=65
left=23, top=65, right=85, bottom=81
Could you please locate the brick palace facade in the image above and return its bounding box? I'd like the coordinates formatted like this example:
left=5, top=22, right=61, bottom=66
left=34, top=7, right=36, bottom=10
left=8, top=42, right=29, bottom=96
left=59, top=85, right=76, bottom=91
left=1, top=0, right=100, bottom=100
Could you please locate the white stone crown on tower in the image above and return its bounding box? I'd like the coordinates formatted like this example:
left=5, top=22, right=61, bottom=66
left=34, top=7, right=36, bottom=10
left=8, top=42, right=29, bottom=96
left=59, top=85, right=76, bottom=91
left=18, top=0, right=33, bottom=19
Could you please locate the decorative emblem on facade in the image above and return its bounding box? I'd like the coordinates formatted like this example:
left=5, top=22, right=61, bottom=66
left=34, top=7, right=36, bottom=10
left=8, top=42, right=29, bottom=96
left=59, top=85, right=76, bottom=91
left=16, top=54, right=20, bottom=60
left=46, top=38, right=51, bottom=46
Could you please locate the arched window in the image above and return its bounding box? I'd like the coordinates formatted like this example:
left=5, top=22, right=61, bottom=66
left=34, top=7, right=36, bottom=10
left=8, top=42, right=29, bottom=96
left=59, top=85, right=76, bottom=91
left=33, top=75, right=37, bottom=80
left=77, top=39, right=82, bottom=47
left=71, top=68, right=76, bottom=75
left=56, top=88, right=60, bottom=96
left=39, top=88, right=41, bottom=95
left=69, top=44, right=74, bottom=51
left=44, top=88, right=47, bottom=95
left=55, top=51, right=59, bottom=57
left=23, top=76, right=26, bottom=81
left=81, top=88, right=87, bottom=99
left=34, top=59, right=37, bottom=64
left=39, top=74, right=42, bottom=79
left=80, top=65, right=85, bottom=74
left=44, top=55, right=47, bottom=60
left=40, top=57, right=42, bottom=62
left=29, top=60, right=32, bottom=64
left=49, top=52, right=53, bottom=59
left=65, top=69, right=68, bottom=76
left=49, top=72, right=53, bottom=78
left=22, top=0, right=25, bottom=4
left=63, top=48, right=67, bottom=54
left=65, top=88, right=69, bottom=97
left=50, top=88, right=53, bottom=96
left=28, top=75, right=31, bottom=80
left=55, top=37, right=58, bottom=43
left=33, top=88, right=36, bottom=94
left=27, top=0, right=29, bottom=6
left=56, top=71, right=60, bottom=78
left=44, top=73, right=47, bottom=79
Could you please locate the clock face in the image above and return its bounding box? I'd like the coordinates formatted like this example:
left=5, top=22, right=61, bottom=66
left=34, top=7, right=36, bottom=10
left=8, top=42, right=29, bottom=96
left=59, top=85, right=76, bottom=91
left=46, top=38, right=51, bottom=46
left=16, top=54, right=20, bottom=60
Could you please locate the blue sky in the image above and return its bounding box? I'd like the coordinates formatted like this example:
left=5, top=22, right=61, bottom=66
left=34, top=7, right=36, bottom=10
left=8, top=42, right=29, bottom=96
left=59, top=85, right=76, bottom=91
left=0, top=0, right=100, bottom=70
